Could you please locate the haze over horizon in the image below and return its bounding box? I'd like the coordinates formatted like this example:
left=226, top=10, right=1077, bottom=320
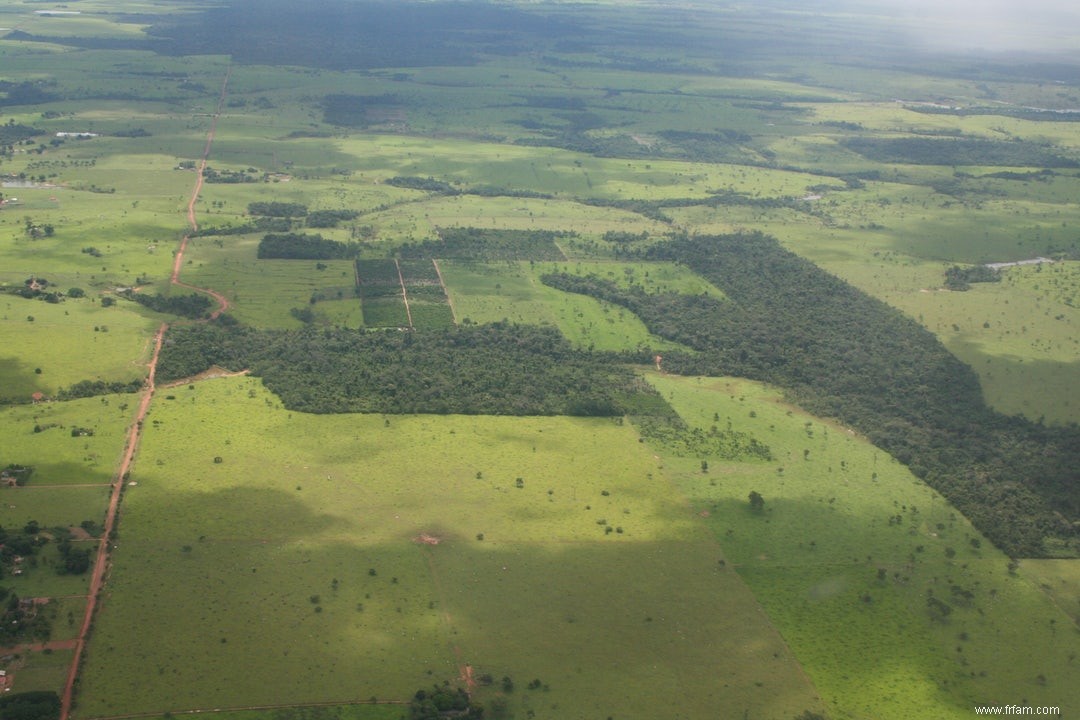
left=815, top=0, right=1080, bottom=55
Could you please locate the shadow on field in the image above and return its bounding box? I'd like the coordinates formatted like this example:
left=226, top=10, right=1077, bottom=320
left=0, top=356, right=48, bottom=402
left=82, top=483, right=828, bottom=719
left=126, top=485, right=350, bottom=543
left=18, top=461, right=116, bottom=487
left=430, top=537, right=827, bottom=720
left=948, top=337, right=1080, bottom=424
left=694, top=495, right=1080, bottom=718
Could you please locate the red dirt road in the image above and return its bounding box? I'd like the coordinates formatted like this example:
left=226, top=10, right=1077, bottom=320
left=59, top=68, right=232, bottom=720
left=171, top=67, right=233, bottom=319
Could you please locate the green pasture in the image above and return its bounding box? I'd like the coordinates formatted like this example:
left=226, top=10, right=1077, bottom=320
left=181, top=239, right=358, bottom=328
left=644, top=372, right=1080, bottom=719
left=0, top=485, right=110, bottom=532
left=554, top=260, right=725, bottom=297
left=362, top=194, right=654, bottom=243
left=884, top=262, right=1080, bottom=425
left=142, top=706, right=403, bottom=720
left=807, top=101, right=1080, bottom=150
left=76, top=376, right=823, bottom=719
left=439, top=260, right=691, bottom=352
left=663, top=187, right=1080, bottom=424
left=0, top=295, right=155, bottom=398
left=805, top=257, right=1080, bottom=426
left=0, top=393, right=136, bottom=485
left=3, top=648, right=75, bottom=698
left=0, top=181, right=185, bottom=288
left=4, top=3, right=1080, bottom=718
left=329, top=134, right=824, bottom=202
left=7, top=547, right=97, bottom=603
left=1, top=6, right=150, bottom=40
left=0, top=43, right=229, bottom=114
left=1019, top=559, right=1080, bottom=626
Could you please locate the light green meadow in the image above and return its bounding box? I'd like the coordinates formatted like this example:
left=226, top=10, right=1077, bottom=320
left=3, top=2, right=1080, bottom=717
left=0, top=295, right=156, bottom=399
left=439, top=260, right=691, bottom=352
left=182, top=237, right=359, bottom=328
left=1018, top=559, right=1080, bottom=626
left=0, top=392, right=136, bottom=485
left=0, top=486, right=110, bottom=533
left=644, top=372, right=1080, bottom=720
left=76, top=376, right=823, bottom=719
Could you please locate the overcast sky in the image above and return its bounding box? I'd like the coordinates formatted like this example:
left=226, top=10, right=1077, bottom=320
left=864, top=0, right=1080, bottom=54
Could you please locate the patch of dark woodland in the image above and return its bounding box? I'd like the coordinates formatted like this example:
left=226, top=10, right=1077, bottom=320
left=157, top=321, right=660, bottom=418
left=542, top=232, right=1080, bottom=557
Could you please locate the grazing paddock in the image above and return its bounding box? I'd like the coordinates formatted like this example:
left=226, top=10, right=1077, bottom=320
left=75, top=377, right=823, bottom=719
left=0, top=297, right=155, bottom=399
left=645, top=372, right=1080, bottom=719
left=438, top=260, right=692, bottom=352
left=0, top=394, right=137, bottom=486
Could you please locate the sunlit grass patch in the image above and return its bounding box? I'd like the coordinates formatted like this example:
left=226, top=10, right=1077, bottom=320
left=646, top=372, right=1080, bottom=719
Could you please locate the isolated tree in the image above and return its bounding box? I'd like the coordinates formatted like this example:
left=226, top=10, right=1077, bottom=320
left=748, top=490, right=765, bottom=512
left=926, top=596, right=953, bottom=622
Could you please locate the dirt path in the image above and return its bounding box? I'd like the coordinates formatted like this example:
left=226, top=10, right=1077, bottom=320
left=431, top=259, right=458, bottom=324
left=394, top=258, right=414, bottom=328
left=170, top=67, right=233, bottom=319
left=159, top=366, right=249, bottom=389
left=60, top=323, right=165, bottom=719
left=59, top=67, right=232, bottom=720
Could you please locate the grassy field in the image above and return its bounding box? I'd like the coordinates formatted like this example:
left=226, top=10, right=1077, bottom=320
left=0, top=392, right=121, bottom=678
left=4, top=0, right=1080, bottom=716
left=439, top=260, right=695, bottom=352
left=1019, top=559, right=1080, bottom=626
left=644, top=372, right=1080, bottom=719
left=0, top=295, right=156, bottom=399
left=8, top=648, right=76, bottom=697
left=75, top=376, right=823, bottom=719
left=0, top=393, right=136, bottom=485
left=183, top=239, right=359, bottom=329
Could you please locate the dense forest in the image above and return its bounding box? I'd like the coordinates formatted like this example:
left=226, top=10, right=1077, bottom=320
left=158, top=322, right=654, bottom=416
left=146, top=0, right=567, bottom=70
left=397, top=228, right=569, bottom=261
left=247, top=202, right=308, bottom=218
left=257, top=233, right=355, bottom=260
left=944, top=265, right=1001, bottom=290
left=120, top=291, right=214, bottom=319
left=841, top=137, right=1080, bottom=168
left=543, top=232, right=1080, bottom=556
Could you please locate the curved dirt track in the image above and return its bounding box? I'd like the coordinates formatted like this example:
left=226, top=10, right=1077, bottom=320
left=59, top=68, right=232, bottom=720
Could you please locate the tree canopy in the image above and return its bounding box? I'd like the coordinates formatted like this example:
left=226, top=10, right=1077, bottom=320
left=543, top=232, right=1080, bottom=556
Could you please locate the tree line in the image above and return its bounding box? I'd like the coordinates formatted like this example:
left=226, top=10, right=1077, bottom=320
left=542, top=232, right=1080, bottom=557
left=841, top=136, right=1079, bottom=168
left=398, top=227, right=570, bottom=262
left=257, top=233, right=357, bottom=260
left=119, top=290, right=213, bottom=319
left=157, top=321, right=657, bottom=417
